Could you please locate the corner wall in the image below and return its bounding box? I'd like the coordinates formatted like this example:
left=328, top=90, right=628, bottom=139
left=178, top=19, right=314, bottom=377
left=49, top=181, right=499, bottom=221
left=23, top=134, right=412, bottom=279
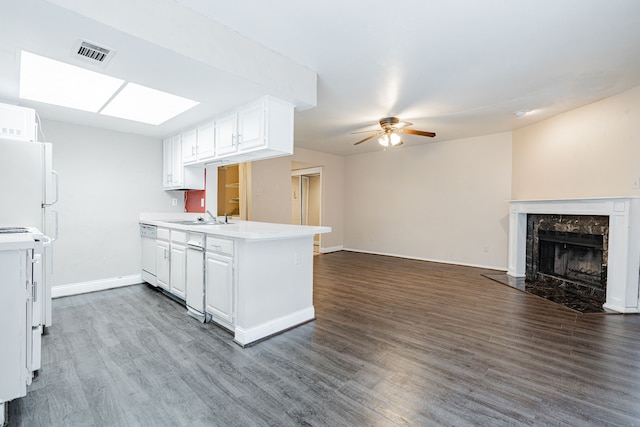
left=512, top=85, right=640, bottom=199
left=42, top=119, right=182, bottom=292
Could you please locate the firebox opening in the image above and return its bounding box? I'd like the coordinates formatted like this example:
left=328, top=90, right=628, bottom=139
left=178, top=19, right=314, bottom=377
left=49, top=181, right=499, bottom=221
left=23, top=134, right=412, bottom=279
left=524, top=214, right=609, bottom=312
left=538, top=230, right=605, bottom=289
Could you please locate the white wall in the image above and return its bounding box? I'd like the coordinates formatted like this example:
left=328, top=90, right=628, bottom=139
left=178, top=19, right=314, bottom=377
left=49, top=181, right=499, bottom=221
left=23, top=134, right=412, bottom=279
left=42, top=119, right=182, bottom=290
left=292, top=147, right=345, bottom=251
left=512, top=85, right=640, bottom=199
left=244, top=147, right=345, bottom=252
left=344, top=133, right=512, bottom=270
left=248, top=156, right=292, bottom=223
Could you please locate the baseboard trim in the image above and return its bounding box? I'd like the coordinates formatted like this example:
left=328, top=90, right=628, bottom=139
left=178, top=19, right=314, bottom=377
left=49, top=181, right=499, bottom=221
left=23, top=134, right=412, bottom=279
left=320, top=245, right=343, bottom=253
left=234, top=306, right=315, bottom=347
left=342, top=247, right=507, bottom=272
left=52, top=274, right=142, bottom=298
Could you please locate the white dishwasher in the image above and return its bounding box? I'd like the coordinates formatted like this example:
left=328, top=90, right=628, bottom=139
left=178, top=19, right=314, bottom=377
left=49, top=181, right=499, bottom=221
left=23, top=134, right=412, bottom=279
left=185, top=232, right=209, bottom=323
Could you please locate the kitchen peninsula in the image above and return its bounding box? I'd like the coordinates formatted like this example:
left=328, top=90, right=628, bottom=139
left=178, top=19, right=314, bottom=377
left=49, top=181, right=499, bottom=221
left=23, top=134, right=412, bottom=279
left=139, top=213, right=330, bottom=346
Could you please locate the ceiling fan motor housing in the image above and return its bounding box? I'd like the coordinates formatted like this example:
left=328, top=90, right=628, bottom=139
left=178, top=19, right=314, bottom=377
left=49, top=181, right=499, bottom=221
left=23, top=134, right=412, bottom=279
left=379, top=117, right=400, bottom=129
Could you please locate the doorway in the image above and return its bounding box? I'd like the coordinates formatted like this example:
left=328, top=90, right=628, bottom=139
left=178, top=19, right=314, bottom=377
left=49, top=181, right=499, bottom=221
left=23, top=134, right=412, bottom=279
left=291, top=167, right=322, bottom=254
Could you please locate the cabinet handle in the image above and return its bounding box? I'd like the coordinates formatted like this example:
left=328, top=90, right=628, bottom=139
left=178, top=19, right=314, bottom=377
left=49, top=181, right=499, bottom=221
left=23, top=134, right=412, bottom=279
left=232, top=134, right=236, bottom=147
left=192, top=146, right=196, bottom=156
left=237, top=133, right=242, bottom=145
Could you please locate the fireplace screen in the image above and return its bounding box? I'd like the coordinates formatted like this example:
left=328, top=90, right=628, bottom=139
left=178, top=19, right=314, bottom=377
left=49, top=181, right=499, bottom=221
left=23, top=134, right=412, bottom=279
left=538, top=230, right=605, bottom=288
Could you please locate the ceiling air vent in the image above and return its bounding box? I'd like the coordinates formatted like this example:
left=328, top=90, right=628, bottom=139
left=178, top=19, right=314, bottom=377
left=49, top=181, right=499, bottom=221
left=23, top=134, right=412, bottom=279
left=71, top=39, right=116, bottom=67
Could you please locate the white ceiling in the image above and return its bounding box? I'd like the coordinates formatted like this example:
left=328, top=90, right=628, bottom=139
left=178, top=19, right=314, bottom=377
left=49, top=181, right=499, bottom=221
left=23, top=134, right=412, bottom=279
left=2, top=0, right=640, bottom=156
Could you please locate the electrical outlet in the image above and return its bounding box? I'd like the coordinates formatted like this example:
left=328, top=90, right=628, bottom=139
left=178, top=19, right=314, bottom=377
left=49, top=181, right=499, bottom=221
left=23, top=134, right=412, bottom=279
left=200, top=198, right=205, bottom=207
left=171, top=198, right=177, bottom=206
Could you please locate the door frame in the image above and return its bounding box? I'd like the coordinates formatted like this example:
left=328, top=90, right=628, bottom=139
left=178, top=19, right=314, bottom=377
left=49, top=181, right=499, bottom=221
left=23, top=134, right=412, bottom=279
left=291, top=166, right=323, bottom=251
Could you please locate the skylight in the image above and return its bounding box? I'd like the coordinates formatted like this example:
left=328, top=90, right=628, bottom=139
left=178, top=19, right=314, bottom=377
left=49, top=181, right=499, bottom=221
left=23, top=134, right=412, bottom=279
left=19, top=51, right=199, bottom=125
left=100, top=83, right=200, bottom=126
left=19, top=51, right=124, bottom=112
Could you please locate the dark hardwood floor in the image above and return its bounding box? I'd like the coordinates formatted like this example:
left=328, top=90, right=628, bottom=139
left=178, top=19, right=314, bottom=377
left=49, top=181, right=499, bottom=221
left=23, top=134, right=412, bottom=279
left=10, top=251, right=640, bottom=426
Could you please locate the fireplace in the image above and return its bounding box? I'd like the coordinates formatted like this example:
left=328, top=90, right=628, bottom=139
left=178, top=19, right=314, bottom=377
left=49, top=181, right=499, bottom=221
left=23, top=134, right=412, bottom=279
left=523, top=214, right=609, bottom=309
left=508, top=197, right=640, bottom=313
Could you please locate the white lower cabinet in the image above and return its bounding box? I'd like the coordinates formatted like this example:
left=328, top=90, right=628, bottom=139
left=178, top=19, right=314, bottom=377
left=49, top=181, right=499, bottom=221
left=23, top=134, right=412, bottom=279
left=205, top=237, right=234, bottom=329
left=170, top=245, right=186, bottom=299
left=156, top=228, right=170, bottom=291
left=155, top=228, right=188, bottom=299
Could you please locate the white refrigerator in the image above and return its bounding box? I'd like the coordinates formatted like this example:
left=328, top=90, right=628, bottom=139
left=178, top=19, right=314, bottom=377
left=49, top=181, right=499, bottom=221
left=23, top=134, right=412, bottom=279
left=0, top=138, right=58, bottom=327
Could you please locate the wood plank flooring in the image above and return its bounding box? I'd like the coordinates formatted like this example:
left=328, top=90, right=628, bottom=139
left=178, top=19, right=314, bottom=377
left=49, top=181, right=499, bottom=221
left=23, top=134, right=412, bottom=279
left=9, top=251, right=640, bottom=426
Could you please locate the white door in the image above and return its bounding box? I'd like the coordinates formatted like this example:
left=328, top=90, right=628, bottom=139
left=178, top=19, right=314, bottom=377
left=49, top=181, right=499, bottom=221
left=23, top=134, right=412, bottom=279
left=197, top=122, right=216, bottom=160
left=171, top=135, right=183, bottom=187
left=181, top=128, right=197, bottom=163
left=156, top=240, right=170, bottom=290
left=170, top=243, right=186, bottom=299
left=215, top=113, right=238, bottom=156
left=238, top=102, right=265, bottom=151
left=162, top=139, right=173, bottom=188
left=205, top=252, right=233, bottom=326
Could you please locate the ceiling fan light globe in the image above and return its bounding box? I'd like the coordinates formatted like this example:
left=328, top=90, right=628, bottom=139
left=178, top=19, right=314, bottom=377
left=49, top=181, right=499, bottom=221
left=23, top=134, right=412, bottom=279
left=390, top=132, right=402, bottom=146
left=378, top=134, right=390, bottom=146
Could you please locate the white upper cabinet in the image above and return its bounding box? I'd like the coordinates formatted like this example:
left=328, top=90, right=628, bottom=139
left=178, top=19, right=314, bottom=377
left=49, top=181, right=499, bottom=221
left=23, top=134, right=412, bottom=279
left=215, top=113, right=238, bottom=157
left=163, top=134, right=204, bottom=191
left=215, top=96, right=294, bottom=163
left=181, top=128, right=197, bottom=164
left=237, top=101, right=265, bottom=151
left=183, top=122, right=215, bottom=165
left=197, top=122, right=216, bottom=161
left=162, top=138, right=173, bottom=188
left=171, top=134, right=184, bottom=188
left=162, top=96, right=294, bottom=189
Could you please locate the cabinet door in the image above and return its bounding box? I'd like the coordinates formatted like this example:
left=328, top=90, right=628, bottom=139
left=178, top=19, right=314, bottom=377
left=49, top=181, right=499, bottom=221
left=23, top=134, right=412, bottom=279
left=205, top=252, right=233, bottom=326
left=162, top=138, right=173, bottom=188
left=170, top=243, right=186, bottom=299
left=181, top=128, right=198, bottom=164
left=156, top=240, right=170, bottom=290
left=238, top=101, right=265, bottom=151
left=215, top=113, right=238, bottom=156
left=171, top=135, right=183, bottom=188
left=197, top=122, right=215, bottom=160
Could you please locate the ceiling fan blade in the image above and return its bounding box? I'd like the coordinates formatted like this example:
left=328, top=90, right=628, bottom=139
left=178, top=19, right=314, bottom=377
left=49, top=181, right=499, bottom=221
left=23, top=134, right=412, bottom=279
left=350, top=129, right=378, bottom=134
left=353, top=133, right=380, bottom=145
left=396, top=121, right=413, bottom=129
left=402, top=129, right=436, bottom=138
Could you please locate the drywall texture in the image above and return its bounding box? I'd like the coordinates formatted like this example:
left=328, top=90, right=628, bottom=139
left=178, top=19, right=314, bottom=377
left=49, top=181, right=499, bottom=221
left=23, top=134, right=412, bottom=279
left=344, top=132, right=512, bottom=270
left=512, top=85, right=640, bottom=199
left=41, top=119, right=182, bottom=288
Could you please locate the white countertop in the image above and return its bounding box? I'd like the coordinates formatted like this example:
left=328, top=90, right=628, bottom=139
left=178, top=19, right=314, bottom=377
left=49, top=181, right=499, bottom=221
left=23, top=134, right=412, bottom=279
left=0, top=233, right=36, bottom=250
left=139, top=213, right=330, bottom=240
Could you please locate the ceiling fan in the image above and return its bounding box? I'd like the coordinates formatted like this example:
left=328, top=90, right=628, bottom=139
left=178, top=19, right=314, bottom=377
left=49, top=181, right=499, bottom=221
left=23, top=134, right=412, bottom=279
left=353, top=117, right=436, bottom=147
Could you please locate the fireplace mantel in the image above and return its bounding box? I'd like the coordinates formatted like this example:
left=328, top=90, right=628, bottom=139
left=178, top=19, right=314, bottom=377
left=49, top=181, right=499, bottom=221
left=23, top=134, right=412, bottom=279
left=508, top=197, right=640, bottom=313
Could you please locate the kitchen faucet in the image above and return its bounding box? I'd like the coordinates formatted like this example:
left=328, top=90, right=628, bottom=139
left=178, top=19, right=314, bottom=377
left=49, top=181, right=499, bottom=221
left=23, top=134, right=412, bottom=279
left=206, top=210, right=218, bottom=223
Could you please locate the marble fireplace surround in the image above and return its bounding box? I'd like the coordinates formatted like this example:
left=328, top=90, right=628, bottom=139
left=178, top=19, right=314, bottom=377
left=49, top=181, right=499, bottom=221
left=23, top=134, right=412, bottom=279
left=508, top=197, right=640, bottom=313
